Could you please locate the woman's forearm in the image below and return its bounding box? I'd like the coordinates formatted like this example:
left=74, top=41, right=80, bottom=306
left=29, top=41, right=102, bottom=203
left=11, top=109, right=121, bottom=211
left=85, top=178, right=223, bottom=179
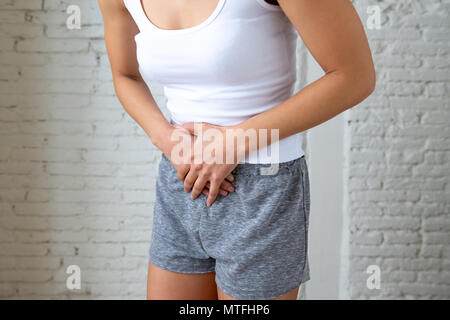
left=113, top=74, right=172, bottom=151
left=234, top=68, right=376, bottom=157
left=231, top=0, right=376, bottom=159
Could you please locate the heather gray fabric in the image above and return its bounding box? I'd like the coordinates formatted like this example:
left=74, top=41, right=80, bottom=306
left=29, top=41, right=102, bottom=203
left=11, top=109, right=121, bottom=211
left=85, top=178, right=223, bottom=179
left=149, top=152, right=311, bottom=300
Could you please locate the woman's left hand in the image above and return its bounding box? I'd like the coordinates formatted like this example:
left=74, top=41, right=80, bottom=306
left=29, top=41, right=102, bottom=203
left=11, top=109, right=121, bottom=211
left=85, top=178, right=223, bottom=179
left=179, top=122, right=241, bottom=207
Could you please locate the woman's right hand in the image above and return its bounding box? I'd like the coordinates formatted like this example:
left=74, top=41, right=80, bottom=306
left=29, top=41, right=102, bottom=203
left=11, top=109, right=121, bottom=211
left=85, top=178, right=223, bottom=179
left=160, top=124, right=236, bottom=197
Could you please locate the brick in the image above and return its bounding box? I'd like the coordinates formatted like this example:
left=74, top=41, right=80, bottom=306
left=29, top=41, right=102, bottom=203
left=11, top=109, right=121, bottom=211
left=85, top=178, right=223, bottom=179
left=1, top=0, right=43, bottom=10
left=0, top=24, right=43, bottom=38
left=384, top=231, right=421, bottom=245
left=17, top=38, right=89, bottom=53
left=46, top=25, right=103, bottom=38
left=76, top=244, right=123, bottom=258
left=0, top=244, right=48, bottom=257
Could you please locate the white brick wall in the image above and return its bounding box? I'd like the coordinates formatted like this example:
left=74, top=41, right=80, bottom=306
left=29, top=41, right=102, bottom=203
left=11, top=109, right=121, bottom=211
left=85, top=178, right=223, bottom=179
left=343, top=0, right=450, bottom=299
left=0, top=0, right=164, bottom=299
left=0, top=0, right=449, bottom=299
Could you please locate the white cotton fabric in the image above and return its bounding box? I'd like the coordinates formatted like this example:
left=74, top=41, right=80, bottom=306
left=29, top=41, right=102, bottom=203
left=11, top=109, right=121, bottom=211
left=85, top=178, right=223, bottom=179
left=124, top=0, right=304, bottom=163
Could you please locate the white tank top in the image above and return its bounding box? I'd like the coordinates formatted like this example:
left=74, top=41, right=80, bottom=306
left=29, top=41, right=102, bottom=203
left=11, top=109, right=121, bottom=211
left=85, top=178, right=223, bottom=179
left=123, top=0, right=304, bottom=163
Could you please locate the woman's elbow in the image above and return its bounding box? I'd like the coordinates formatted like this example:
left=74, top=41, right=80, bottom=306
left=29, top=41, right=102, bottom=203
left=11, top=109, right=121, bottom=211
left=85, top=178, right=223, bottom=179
left=348, top=63, right=376, bottom=105
left=365, top=65, right=377, bottom=97
left=329, top=61, right=376, bottom=105
left=359, top=60, right=377, bottom=101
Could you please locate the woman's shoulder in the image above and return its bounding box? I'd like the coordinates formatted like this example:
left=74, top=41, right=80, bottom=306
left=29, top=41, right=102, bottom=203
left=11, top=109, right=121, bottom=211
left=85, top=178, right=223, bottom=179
left=98, top=0, right=127, bottom=11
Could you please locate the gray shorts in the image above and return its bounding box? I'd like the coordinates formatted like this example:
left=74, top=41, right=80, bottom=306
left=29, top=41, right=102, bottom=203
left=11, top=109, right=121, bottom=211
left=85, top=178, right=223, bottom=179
left=149, top=152, right=311, bottom=300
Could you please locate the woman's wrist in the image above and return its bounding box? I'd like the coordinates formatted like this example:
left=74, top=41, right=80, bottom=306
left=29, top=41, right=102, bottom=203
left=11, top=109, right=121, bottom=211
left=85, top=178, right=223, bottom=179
left=230, top=123, right=253, bottom=162
left=148, top=120, right=174, bottom=154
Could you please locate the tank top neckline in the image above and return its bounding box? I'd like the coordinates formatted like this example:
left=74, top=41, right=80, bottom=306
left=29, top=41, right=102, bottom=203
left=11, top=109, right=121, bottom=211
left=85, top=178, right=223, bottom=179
left=137, top=0, right=226, bottom=35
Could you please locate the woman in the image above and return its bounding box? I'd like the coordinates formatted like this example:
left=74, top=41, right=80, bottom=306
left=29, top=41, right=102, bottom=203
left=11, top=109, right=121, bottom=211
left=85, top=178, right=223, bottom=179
left=98, top=0, right=375, bottom=300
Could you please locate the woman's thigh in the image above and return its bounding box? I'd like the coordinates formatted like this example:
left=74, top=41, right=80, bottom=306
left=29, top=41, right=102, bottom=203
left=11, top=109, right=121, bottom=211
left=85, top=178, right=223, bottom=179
left=217, top=286, right=299, bottom=300
left=147, top=262, right=218, bottom=300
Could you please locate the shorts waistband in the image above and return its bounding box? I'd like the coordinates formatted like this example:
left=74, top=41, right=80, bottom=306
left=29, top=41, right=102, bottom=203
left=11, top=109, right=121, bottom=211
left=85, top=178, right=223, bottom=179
left=161, top=151, right=305, bottom=177
left=231, top=155, right=305, bottom=177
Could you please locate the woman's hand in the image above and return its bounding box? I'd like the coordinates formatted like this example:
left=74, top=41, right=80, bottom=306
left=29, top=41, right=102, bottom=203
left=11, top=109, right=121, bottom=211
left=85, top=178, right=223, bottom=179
left=180, top=122, right=242, bottom=207
left=160, top=123, right=236, bottom=198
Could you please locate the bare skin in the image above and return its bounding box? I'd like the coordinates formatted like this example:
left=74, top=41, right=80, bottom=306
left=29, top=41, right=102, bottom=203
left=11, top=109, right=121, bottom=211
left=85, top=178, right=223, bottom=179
left=147, top=263, right=218, bottom=300
left=147, top=263, right=299, bottom=300
left=98, top=0, right=375, bottom=300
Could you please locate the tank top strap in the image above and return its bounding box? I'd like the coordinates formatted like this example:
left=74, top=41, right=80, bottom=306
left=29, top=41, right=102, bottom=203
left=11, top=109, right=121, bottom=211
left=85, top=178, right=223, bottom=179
left=123, top=0, right=151, bottom=32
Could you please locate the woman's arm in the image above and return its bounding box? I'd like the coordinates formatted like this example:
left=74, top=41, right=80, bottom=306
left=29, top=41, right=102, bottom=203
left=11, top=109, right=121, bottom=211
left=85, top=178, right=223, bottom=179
left=97, top=0, right=236, bottom=196
left=233, top=0, right=376, bottom=154
left=97, top=0, right=171, bottom=150
left=181, top=0, right=376, bottom=206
